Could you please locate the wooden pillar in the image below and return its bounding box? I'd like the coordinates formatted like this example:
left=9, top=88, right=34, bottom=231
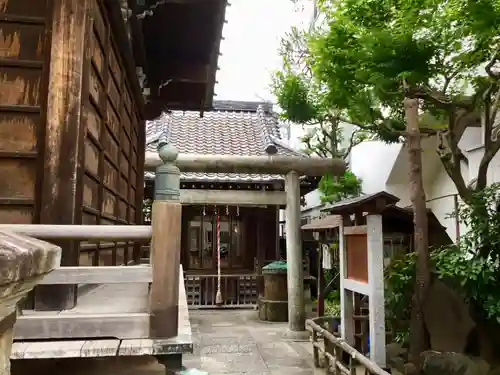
left=35, top=0, right=90, bottom=311
left=149, top=142, right=182, bottom=338
left=284, top=170, right=306, bottom=336
left=317, top=238, right=325, bottom=317
left=275, top=205, right=280, bottom=260
left=366, top=214, right=386, bottom=367
left=339, top=216, right=355, bottom=345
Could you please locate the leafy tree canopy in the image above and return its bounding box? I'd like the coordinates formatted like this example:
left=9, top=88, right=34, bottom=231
left=272, top=25, right=365, bottom=204
left=273, top=0, right=500, bottom=204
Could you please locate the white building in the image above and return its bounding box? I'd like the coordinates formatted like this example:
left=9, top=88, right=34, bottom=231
left=300, top=139, right=400, bottom=224
left=384, top=126, right=489, bottom=243
left=299, top=125, right=493, bottom=244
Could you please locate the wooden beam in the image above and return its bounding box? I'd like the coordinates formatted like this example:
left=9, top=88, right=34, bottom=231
left=39, top=266, right=152, bottom=285
left=180, top=189, right=286, bottom=206
left=37, top=0, right=90, bottom=311
left=11, top=336, right=193, bottom=359
left=149, top=201, right=182, bottom=339
left=0, top=225, right=152, bottom=240
left=204, top=0, right=227, bottom=108
left=14, top=313, right=150, bottom=340
left=145, top=153, right=346, bottom=176
left=162, top=62, right=209, bottom=83
left=145, top=0, right=221, bottom=3
left=11, top=339, right=121, bottom=359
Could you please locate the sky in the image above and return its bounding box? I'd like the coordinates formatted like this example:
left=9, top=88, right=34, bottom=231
left=214, top=0, right=313, bottom=102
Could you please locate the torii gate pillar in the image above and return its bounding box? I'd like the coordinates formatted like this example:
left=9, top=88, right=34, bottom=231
left=284, top=170, right=307, bottom=338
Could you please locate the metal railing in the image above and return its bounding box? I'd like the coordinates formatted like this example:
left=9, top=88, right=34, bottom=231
left=184, top=274, right=258, bottom=308
left=307, top=316, right=390, bottom=375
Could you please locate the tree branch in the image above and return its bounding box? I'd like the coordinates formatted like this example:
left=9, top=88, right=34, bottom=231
left=436, top=113, right=473, bottom=204
left=476, top=86, right=500, bottom=190
left=485, top=50, right=500, bottom=79
left=343, top=129, right=362, bottom=160
left=407, top=86, right=475, bottom=112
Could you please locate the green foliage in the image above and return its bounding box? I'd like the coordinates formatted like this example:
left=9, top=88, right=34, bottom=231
left=311, top=0, right=500, bottom=127
left=436, top=183, right=500, bottom=320
left=385, top=184, right=500, bottom=340
left=385, top=252, right=416, bottom=344
left=271, top=24, right=365, bottom=204
left=275, top=0, right=500, bottom=201
left=325, top=289, right=341, bottom=316
left=272, top=71, right=318, bottom=124
left=143, top=198, right=152, bottom=223
left=318, top=170, right=363, bottom=203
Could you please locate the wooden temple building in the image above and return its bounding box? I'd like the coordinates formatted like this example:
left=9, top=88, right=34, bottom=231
left=144, top=100, right=319, bottom=307
left=0, top=0, right=227, bottom=367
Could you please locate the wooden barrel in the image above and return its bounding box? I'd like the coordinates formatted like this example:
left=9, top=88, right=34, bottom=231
left=258, top=261, right=288, bottom=322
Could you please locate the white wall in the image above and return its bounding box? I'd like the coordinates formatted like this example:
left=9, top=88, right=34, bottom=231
left=426, top=166, right=464, bottom=243
left=350, top=141, right=401, bottom=194
left=383, top=125, right=500, bottom=243
left=300, top=140, right=401, bottom=222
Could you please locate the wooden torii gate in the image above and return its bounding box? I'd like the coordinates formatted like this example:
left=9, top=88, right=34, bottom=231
left=145, top=143, right=345, bottom=337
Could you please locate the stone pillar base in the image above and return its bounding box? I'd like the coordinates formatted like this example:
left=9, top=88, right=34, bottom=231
left=283, top=329, right=310, bottom=342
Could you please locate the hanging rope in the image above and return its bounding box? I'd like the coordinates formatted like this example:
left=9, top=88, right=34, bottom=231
left=215, top=207, right=223, bottom=305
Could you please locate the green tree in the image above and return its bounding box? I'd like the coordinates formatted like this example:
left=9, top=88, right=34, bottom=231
left=274, top=0, right=500, bottom=366
left=308, top=0, right=500, bottom=207
left=271, top=26, right=365, bottom=204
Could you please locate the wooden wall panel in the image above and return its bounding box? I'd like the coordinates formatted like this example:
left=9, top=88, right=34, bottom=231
left=80, top=0, right=145, bottom=266
left=0, top=0, right=49, bottom=224
left=0, top=206, right=32, bottom=223
left=0, top=112, right=37, bottom=152
left=0, top=0, right=47, bottom=18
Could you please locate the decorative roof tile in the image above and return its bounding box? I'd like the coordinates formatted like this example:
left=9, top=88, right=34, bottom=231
left=145, top=101, right=305, bottom=182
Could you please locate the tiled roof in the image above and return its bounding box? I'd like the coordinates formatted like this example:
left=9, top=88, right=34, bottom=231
left=145, top=101, right=305, bottom=182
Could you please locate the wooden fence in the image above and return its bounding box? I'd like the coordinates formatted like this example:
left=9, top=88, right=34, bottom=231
left=307, top=316, right=390, bottom=375
left=184, top=274, right=258, bottom=308
left=5, top=219, right=181, bottom=341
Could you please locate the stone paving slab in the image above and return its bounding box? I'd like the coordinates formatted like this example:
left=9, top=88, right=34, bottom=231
left=186, top=310, right=317, bottom=375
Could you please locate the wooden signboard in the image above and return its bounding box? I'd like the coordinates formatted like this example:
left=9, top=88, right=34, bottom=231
left=345, top=233, right=368, bottom=283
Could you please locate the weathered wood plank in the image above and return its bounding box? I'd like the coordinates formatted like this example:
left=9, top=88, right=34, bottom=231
left=180, top=189, right=286, bottom=206
left=36, top=0, right=91, bottom=310
left=118, top=337, right=193, bottom=356
left=21, top=340, right=86, bottom=359
left=13, top=312, right=150, bottom=340
left=11, top=269, right=193, bottom=358
left=149, top=200, right=182, bottom=338
left=81, top=339, right=120, bottom=357
left=11, top=339, right=121, bottom=359
left=118, top=338, right=152, bottom=356
left=10, top=342, right=29, bottom=359
left=38, top=265, right=152, bottom=285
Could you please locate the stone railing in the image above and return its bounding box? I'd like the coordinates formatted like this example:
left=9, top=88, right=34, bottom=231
left=0, top=231, right=61, bottom=375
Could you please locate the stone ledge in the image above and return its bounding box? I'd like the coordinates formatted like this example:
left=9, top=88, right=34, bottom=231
left=0, top=231, right=60, bottom=287
left=0, top=231, right=61, bottom=319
